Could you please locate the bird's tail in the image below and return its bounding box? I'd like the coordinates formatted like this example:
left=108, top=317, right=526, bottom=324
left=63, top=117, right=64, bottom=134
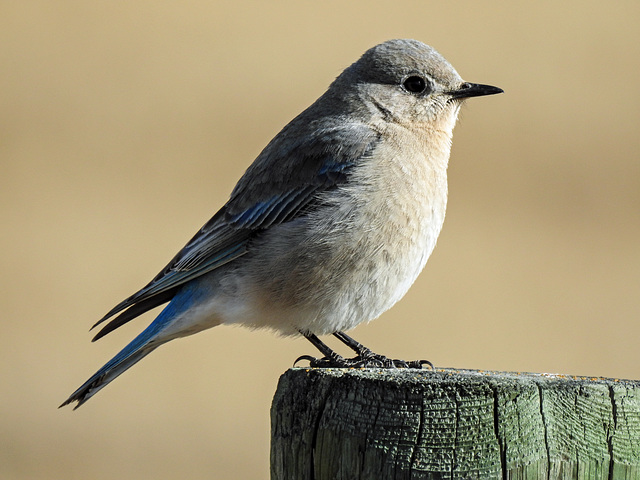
left=60, top=282, right=220, bottom=409
left=59, top=342, right=159, bottom=410
left=59, top=325, right=166, bottom=410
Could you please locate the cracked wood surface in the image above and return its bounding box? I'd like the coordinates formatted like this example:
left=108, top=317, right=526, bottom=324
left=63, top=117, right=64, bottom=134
left=270, top=368, right=640, bottom=479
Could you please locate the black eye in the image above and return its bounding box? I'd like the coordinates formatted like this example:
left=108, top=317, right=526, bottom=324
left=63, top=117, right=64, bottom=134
left=403, top=75, right=428, bottom=94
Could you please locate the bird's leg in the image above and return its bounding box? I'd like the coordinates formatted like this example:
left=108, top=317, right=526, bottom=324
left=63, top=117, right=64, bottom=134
left=295, top=330, right=433, bottom=369
left=332, top=331, right=382, bottom=363
left=295, top=332, right=349, bottom=367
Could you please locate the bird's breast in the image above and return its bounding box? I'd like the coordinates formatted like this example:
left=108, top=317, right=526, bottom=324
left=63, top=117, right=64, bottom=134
left=223, top=126, right=452, bottom=335
left=286, top=128, right=449, bottom=333
left=338, top=132, right=449, bottom=310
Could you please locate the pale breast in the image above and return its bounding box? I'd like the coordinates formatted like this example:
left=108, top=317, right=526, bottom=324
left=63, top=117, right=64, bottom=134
left=218, top=123, right=453, bottom=336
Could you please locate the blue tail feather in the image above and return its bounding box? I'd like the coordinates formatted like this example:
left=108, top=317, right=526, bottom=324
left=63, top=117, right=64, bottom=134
left=60, top=287, right=201, bottom=409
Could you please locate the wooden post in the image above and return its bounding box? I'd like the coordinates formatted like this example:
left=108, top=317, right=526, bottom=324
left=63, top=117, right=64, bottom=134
left=270, top=368, right=640, bottom=479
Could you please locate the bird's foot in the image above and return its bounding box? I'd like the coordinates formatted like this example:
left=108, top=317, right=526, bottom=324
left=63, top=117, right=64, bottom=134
left=294, top=352, right=433, bottom=369
left=297, top=330, right=434, bottom=369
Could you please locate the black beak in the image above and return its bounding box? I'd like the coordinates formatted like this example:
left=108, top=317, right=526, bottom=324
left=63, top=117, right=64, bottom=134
left=449, top=82, right=503, bottom=99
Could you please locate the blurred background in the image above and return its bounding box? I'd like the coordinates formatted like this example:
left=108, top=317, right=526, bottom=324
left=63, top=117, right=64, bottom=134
left=2, top=1, right=639, bottom=478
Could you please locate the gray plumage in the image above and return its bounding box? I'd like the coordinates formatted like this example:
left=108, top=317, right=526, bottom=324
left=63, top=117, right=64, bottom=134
left=61, top=39, right=502, bottom=409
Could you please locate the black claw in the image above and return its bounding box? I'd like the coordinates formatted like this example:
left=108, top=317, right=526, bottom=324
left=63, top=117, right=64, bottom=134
left=412, top=359, right=435, bottom=370
left=293, top=355, right=319, bottom=367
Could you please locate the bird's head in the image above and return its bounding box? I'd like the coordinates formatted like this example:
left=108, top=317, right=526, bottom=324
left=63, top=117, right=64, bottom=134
left=328, top=39, right=502, bottom=130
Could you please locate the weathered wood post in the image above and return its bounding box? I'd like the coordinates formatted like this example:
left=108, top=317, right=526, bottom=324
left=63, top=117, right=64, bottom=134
left=271, top=368, right=640, bottom=479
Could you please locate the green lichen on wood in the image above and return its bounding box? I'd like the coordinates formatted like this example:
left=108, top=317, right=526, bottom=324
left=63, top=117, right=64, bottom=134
left=271, top=368, right=640, bottom=480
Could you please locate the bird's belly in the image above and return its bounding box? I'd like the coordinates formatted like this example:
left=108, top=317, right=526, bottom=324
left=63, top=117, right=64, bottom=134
left=218, top=140, right=449, bottom=336
left=301, top=200, right=445, bottom=334
left=220, top=182, right=446, bottom=335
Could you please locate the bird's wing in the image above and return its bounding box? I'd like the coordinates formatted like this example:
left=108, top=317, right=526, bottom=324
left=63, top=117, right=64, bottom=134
left=91, top=122, right=379, bottom=340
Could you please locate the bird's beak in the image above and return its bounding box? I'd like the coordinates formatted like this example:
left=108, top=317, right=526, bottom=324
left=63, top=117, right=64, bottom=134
left=449, top=82, right=503, bottom=99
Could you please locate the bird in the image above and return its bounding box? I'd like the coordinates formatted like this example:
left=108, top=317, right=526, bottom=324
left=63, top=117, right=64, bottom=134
left=60, top=39, right=502, bottom=409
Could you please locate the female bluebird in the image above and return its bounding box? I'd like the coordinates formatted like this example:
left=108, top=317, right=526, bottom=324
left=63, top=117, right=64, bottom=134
left=61, top=39, right=502, bottom=409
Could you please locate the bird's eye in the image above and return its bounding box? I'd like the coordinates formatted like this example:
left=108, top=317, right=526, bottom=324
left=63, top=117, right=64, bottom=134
left=402, top=75, right=428, bottom=94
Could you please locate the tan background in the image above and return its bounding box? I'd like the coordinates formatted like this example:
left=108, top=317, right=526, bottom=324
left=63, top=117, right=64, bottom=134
left=2, top=2, right=639, bottom=479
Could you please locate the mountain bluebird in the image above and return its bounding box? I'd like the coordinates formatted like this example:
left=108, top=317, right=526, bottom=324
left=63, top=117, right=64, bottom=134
left=61, top=39, right=502, bottom=409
